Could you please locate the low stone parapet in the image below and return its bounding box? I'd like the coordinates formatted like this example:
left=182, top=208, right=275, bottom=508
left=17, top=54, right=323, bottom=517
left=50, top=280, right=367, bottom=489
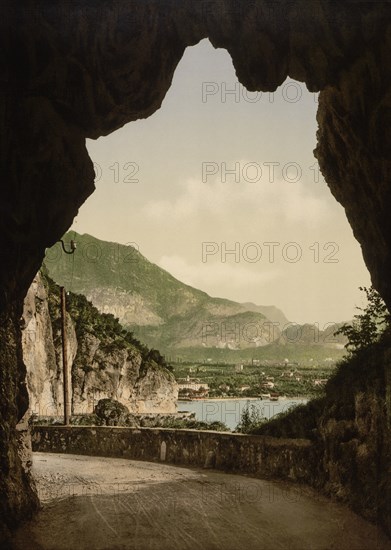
left=32, top=426, right=320, bottom=484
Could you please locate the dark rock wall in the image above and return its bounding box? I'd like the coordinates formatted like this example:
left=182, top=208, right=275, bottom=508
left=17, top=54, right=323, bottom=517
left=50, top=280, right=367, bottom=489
left=315, top=62, right=391, bottom=306
left=255, top=336, right=391, bottom=535
left=317, top=344, right=391, bottom=536
left=3, top=1, right=391, bottom=308
left=2, top=0, right=391, bottom=541
left=0, top=304, right=39, bottom=541
left=3, top=2, right=391, bottom=303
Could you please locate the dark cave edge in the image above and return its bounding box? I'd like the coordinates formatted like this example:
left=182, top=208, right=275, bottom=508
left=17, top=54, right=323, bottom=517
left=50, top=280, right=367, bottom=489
left=0, top=302, right=39, bottom=544
left=254, top=332, right=391, bottom=537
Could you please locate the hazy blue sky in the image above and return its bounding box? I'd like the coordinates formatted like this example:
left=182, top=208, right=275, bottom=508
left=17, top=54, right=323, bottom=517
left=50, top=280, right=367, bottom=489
left=71, top=38, right=371, bottom=325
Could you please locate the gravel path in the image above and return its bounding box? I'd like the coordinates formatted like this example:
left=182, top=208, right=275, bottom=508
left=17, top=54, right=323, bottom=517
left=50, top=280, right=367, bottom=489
left=11, top=452, right=391, bottom=550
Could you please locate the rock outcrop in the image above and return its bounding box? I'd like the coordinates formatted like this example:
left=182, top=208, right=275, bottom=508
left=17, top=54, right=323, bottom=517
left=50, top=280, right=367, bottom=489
left=256, top=334, right=391, bottom=536
left=131, top=361, right=180, bottom=414
left=0, top=305, right=39, bottom=542
left=22, top=275, right=59, bottom=415
left=22, top=273, right=178, bottom=417
left=2, top=0, right=391, bottom=542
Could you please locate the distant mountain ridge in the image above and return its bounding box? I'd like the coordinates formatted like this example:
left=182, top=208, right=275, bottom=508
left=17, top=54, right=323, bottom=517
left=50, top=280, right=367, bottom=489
left=45, top=232, right=346, bottom=359
left=240, top=302, right=289, bottom=327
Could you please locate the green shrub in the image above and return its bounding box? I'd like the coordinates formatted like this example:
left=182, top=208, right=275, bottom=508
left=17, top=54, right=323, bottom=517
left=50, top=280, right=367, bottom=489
left=335, top=286, right=390, bottom=354
left=235, top=402, right=266, bottom=434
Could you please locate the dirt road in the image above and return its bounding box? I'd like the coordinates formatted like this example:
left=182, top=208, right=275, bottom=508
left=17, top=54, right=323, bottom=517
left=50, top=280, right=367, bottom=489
left=12, top=453, right=391, bottom=550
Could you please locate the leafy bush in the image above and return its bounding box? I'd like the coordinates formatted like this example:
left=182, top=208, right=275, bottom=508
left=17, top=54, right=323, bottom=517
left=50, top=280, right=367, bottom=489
left=235, top=402, right=266, bottom=434
left=250, top=398, right=325, bottom=439
left=334, top=286, right=390, bottom=354
left=94, top=398, right=138, bottom=427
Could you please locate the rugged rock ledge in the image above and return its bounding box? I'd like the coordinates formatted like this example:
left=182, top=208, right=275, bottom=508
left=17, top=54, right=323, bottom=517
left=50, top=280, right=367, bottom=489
left=255, top=334, right=391, bottom=536
left=22, top=273, right=178, bottom=417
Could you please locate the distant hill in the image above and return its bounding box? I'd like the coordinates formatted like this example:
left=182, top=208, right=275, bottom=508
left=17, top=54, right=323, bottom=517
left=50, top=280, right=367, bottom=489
left=240, top=302, right=289, bottom=327
left=45, top=232, right=346, bottom=361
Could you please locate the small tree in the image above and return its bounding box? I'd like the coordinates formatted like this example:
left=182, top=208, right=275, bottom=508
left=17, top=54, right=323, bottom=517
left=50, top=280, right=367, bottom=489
left=335, top=286, right=390, bottom=354
left=235, top=402, right=265, bottom=434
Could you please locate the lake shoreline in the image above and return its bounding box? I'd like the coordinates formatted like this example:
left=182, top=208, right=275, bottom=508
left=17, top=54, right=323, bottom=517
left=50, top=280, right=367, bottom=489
left=178, top=395, right=310, bottom=402
left=176, top=396, right=308, bottom=430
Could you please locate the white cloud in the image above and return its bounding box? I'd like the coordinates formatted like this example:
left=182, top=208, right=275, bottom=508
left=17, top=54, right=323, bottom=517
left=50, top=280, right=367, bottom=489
left=143, top=168, right=332, bottom=232
left=158, top=254, right=281, bottom=295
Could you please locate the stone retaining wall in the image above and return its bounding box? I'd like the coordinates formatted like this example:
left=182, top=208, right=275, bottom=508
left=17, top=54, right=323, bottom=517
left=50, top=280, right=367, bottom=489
left=32, top=426, right=320, bottom=484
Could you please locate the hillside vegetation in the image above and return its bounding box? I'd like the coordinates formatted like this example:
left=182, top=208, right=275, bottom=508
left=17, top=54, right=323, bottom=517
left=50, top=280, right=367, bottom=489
left=23, top=268, right=177, bottom=417
left=45, top=232, right=346, bottom=362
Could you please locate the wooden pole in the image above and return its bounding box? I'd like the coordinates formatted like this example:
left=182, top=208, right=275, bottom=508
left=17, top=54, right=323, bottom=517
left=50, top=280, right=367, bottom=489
left=60, top=286, right=71, bottom=425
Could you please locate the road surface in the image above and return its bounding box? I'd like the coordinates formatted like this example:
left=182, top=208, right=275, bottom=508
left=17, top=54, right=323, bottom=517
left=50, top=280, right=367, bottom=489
left=12, top=452, right=391, bottom=550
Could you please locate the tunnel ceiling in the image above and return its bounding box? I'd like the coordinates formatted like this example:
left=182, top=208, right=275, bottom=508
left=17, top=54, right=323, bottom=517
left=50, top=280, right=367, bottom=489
left=2, top=0, right=391, bottom=308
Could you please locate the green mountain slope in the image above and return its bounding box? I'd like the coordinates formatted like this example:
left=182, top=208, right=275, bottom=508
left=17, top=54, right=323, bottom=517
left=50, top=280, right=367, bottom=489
left=45, top=232, right=286, bottom=348
left=45, top=232, right=346, bottom=359
left=46, top=232, right=209, bottom=323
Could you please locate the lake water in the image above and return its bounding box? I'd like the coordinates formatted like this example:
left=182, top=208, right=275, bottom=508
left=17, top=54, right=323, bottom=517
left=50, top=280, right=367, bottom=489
left=178, top=398, right=307, bottom=431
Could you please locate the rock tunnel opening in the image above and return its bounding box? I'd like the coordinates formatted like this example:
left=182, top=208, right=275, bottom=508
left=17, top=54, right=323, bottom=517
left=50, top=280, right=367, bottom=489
left=56, top=39, right=371, bottom=343
left=2, top=2, right=391, bottom=544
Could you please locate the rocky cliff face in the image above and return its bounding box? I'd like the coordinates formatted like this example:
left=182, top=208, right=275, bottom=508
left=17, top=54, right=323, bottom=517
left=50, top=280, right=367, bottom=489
left=317, top=349, right=391, bottom=533
left=257, top=334, right=391, bottom=536
left=22, top=273, right=178, bottom=417
left=86, top=287, right=163, bottom=327
left=0, top=305, right=39, bottom=542
left=22, top=275, right=68, bottom=416
left=131, top=362, right=180, bottom=414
